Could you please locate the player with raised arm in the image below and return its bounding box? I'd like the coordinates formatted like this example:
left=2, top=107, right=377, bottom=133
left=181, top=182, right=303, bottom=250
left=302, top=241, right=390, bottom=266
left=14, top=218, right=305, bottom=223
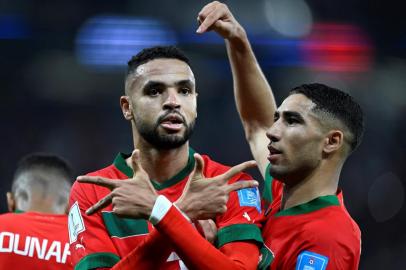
left=196, top=2, right=363, bottom=269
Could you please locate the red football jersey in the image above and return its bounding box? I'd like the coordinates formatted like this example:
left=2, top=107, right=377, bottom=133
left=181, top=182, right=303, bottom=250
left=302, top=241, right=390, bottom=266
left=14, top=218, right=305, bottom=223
left=0, top=211, right=72, bottom=269
left=68, top=149, right=264, bottom=270
left=259, top=165, right=361, bottom=270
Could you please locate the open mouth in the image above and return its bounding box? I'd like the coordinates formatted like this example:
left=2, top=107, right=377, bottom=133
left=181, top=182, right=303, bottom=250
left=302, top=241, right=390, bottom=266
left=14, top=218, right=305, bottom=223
left=268, top=145, right=282, bottom=162
left=160, top=114, right=184, bottom=132
left=268, top=145, right=282, bottom=155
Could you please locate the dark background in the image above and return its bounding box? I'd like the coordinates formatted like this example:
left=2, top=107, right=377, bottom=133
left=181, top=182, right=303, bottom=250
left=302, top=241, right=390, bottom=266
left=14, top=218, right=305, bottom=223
left=0, top=0, right=405, bottom=268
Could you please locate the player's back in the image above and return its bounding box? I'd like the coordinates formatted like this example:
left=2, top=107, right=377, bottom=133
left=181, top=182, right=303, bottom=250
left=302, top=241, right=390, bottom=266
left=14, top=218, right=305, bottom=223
left=0, top=211, right=72, bottom=269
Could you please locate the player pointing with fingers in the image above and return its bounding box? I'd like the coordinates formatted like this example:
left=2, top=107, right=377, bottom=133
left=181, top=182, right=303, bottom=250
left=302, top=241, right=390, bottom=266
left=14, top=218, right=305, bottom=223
left=68, top=45, right=264, bottom=269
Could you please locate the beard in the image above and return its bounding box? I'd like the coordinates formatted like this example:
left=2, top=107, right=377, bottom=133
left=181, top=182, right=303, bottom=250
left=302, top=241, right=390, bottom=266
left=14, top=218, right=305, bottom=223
left=135, top=112, right=195, bottom=150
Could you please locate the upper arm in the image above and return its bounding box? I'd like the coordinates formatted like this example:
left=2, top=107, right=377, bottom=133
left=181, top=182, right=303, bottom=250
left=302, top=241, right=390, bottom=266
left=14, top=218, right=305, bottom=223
left=68, top=181, right=120, bottom=269
left=244, top=126, right=270, bottom=179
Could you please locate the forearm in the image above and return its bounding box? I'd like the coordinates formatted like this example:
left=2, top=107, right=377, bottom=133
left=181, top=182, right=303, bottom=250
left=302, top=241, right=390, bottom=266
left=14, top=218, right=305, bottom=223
left=226, top=30, right=276, bottom=134
left=155, top=205, right=258, bottom=270
left=111, top=229, right=172, bottom=270
left=225, top=29, right=276, bottom=175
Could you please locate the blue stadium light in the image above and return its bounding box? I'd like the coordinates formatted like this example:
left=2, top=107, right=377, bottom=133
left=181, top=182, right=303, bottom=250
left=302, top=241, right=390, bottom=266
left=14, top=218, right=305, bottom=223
left=75, top=15, right=177, bottom=70
left=0, top=14, right=29, bottom=39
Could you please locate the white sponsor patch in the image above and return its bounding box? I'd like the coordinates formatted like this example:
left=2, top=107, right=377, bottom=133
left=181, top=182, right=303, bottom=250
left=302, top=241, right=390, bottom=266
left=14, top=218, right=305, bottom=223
left=68, top=201, right=85, bottom=244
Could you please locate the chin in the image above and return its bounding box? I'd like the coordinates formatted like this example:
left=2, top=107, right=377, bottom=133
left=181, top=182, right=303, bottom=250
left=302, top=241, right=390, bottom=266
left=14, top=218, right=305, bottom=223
left=268, top=166, right=285, bottom=180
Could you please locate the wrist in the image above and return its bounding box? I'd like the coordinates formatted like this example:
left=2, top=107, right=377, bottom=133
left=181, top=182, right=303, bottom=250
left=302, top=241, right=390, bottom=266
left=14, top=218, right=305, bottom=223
left=149, top=195, right=172, bottom=225
left=227, top=26, right=249, bottom=51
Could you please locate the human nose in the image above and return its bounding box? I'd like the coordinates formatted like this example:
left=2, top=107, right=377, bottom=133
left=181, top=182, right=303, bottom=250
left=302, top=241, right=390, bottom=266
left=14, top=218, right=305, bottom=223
left=163, top=89, right=181, bottom=110
left=266, top=121, right=281, bottom=143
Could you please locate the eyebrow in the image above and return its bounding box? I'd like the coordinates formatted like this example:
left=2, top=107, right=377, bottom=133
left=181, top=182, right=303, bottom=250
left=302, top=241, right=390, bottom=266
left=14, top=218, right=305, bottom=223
left=143, top=80, right=195, bottom=90
left=143, top=81, right=166, bottom=90
left=275, top=110, right=305, bottom=121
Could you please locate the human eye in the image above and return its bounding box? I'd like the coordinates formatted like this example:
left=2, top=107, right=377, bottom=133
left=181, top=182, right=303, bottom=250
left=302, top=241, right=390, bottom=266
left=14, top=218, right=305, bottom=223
left=179, top=87, right=192, bottom=96
left=273, top=113, right=279, bottom=122
left=286, top=117, right=300, bottom=125
left=146, top=88, right=160, bottom=97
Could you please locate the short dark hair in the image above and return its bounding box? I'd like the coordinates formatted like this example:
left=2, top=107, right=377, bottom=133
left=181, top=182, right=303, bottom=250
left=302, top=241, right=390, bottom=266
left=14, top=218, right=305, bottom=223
left=126, top=45, right=191, bottom=78
left=289, top=83, right=364, bottom=152
left=12, top=153, right=73, bottom=194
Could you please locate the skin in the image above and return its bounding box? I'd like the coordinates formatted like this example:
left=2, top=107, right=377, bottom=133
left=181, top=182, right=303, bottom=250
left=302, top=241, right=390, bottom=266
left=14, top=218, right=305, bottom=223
left=79, top=59, right=258, bottom=220
left=121, top=58, right=198, bottom=183
left=195, top=2, right=350, bottom=211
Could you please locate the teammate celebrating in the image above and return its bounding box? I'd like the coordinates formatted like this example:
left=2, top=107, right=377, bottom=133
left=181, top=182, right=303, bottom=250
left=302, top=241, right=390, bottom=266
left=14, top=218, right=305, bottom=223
left=0, top=153, right=73, bottom=269
left=197, top=2, right=363, bottom=269
left=68, top=46, right=263, bottom=270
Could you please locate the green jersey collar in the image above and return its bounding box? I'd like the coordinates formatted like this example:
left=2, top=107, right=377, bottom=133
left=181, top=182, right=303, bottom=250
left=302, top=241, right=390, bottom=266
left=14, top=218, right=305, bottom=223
left=275, top=194, right=340, bottom=217
left=113, top=148, right=196, bottom=191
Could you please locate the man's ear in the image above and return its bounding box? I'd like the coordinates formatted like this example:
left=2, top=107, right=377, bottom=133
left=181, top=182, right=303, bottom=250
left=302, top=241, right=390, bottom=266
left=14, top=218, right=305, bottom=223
left=6, top=192, right=16, bottom=212
left=323, top=130, right=344, bottom=154
left=120, top=96, right=133, bottom=120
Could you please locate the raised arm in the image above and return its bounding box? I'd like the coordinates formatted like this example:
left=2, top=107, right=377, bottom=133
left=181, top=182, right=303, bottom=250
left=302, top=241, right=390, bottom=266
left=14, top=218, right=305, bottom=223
left=197, top=1, right=277, bottom=177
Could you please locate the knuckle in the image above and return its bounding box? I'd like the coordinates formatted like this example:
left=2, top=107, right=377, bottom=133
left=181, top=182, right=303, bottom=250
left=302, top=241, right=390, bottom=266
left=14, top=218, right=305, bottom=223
left=220, top=206, right=227, bottom=213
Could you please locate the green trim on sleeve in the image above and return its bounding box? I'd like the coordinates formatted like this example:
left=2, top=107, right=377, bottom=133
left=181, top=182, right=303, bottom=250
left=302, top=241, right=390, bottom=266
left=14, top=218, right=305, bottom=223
left=275, top=195, right=340, bottom=217
left=74, top=252, right=120, bottom=270
left=102, top=212, right=149, bottom=238
left=262, top=163, right=273, bottom=203
left=258, top=245, right=274, bottom=270
left=112, top=148, right=196, bottom=191
left=216, top=224, right=263, bottom=248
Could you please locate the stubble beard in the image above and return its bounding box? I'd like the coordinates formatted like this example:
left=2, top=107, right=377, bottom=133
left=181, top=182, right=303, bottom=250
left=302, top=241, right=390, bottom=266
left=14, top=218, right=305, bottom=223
left=135, top=114, right=195, bottom=150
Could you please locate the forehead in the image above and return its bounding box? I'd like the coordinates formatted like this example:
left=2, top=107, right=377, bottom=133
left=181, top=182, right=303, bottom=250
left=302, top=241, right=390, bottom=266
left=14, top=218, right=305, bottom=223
left=278, top=94, right=317, bottom=117
left=128, top=58, right=195, bottom=88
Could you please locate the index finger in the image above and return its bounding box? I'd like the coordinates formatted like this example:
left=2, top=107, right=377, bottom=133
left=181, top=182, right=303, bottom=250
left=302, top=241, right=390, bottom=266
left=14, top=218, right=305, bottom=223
left=77, top=175, right=118, bottom=189
left=197, top=4, right=227, bottom=33
left=219, top=160, right=257, bottom=183
left=225, top=180, right=259, bottom=193
left=86, top=193, right=113, bottom=215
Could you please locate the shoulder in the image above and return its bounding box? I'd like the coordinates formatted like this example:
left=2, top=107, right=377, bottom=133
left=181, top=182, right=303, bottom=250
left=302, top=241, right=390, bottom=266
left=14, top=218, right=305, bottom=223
left=300, top=206, right=361, bottom=248
left=70, top=164, right=119, bottom=204
left=0, top=213, right=18, bottom=226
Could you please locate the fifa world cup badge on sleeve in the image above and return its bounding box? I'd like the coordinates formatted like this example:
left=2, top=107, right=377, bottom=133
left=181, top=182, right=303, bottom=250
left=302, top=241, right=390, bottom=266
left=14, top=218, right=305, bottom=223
left=68, top=201, right=86, bottom=244
left=237, top=186, right=261, bottom=212
left=295, top=250, right=329, bottom=270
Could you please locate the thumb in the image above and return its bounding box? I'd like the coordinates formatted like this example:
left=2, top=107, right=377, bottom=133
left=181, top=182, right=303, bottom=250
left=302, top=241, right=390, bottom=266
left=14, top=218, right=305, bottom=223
left=180, top=153, right=205, bottom=194
left=191, top=153, right=205, bottom=180
left=131, top=149, right=145, bottom=176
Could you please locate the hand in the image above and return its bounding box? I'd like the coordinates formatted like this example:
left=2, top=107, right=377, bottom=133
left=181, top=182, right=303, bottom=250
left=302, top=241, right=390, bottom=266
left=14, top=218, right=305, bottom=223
left=196, top=1, right=246, bottom=42
left=77, top=150, right=158, bottom=219
left=196, top=219, right=218, bottom=245
left=175, top=153, right=257, bottom=221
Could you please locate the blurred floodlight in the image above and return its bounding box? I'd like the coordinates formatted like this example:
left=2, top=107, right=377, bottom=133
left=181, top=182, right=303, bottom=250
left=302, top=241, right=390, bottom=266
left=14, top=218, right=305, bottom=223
left=76, top=16, right=177, bottom=69
left=264, top=0, right=313, bottom=38
left=368, top=172, right=404, bottom=222
left=301, top=24, right=374, bottom=72
left=0, top=14, right=29, bottom=39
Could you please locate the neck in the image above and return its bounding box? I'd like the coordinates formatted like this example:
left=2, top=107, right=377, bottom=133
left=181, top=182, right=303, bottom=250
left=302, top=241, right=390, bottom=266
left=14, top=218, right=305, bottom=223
left=281, top=161, right=342, bottom=210
left=127, top=140, right=190, bottom=184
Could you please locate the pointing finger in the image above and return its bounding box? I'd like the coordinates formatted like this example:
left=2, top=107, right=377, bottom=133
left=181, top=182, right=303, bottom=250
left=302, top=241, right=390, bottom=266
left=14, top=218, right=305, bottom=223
left=219, top=160, right=257, bottom=183
left=86, top=193, right=113, bottom=215
left=225, top=180, right=259, bottom=193
left=77, top=176, right=117, bottom=189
